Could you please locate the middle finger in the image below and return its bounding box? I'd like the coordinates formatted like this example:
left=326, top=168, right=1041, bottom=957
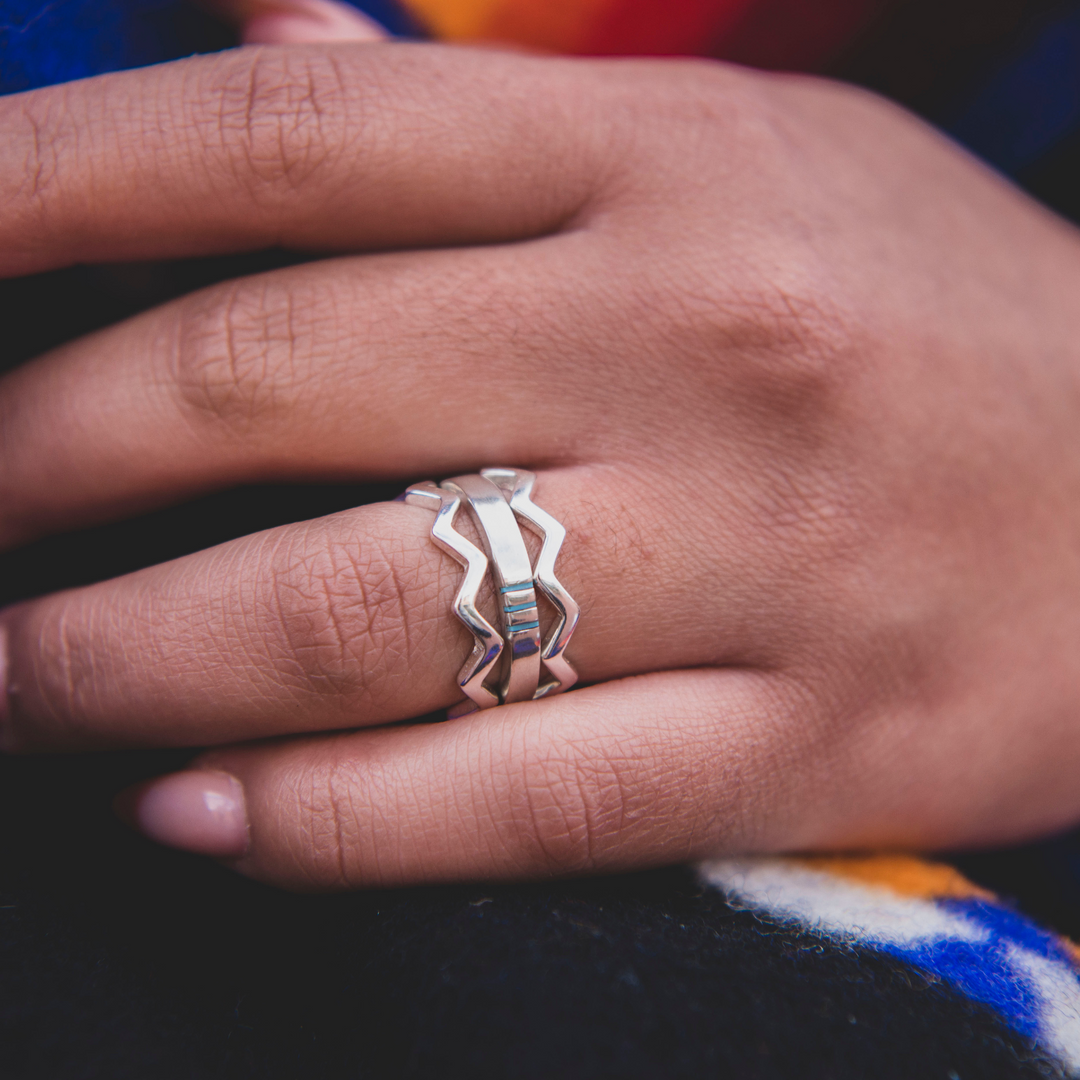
left=0, top=237, right=612, bottom=548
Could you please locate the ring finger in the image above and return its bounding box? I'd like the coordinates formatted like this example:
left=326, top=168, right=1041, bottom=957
left=0, top=237, right=616, bottom=547
left=0, top=461, right=769, bottom=751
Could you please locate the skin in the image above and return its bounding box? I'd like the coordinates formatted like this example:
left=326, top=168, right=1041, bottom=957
left=3, top=6, right=1080, bottom=892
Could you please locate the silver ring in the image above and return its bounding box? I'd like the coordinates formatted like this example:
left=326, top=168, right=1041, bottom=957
left=404, top=481, right=502, bottom=712
left=405, top=469, right=579, bottom=716
left=481, top=468, right=579, bottom=697
left=443, top=474, right=543, bottom=706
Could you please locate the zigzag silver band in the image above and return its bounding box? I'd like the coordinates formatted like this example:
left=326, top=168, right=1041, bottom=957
left=404, top=481, right=502, bottom=712
left=482, top=468, right=579, bottom=697
left=443, top=474, right=543, bottom=706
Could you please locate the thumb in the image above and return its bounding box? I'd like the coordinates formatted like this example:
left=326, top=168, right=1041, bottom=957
left=204, top=0, right=390, bottom=44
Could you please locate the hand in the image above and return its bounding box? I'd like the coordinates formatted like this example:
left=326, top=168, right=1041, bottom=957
left=3, top=41, right=1080, bottom=891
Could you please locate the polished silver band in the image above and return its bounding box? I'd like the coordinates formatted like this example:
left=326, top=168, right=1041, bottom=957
left=407, top=468, right=578, bottom=714
left=404, top=481, right=502, bottom=712
left=443, top=474, right=543, bottom=706
left=482, top=468, right=579, bottom=697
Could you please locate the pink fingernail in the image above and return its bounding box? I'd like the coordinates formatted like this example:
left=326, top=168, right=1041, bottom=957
left=121, top=771, right=249, bottom=858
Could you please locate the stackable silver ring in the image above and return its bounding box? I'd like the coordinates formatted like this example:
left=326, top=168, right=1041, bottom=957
left=406, top=468, right=579, bottom=716
left=403, top=481, right=502, bottom=712
left=481, top=468, right=579, bottom=697
left=443, top=473, right=543, bottom=706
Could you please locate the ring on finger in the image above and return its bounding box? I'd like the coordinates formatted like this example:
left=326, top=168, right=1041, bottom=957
left=406, top=468, right=579, bottom=715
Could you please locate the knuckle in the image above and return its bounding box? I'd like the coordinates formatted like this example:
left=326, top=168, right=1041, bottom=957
left=285, top=757, right=360, bottom=889
left=197, top=48, right=349, bottom=198
left=13, top=599, right=106, bottom=746
left=727, top=283, right=855, bottom=423
left=257, top=523, right=435, bottom=712
left=170, top=278, right=324, bottom=435
left=280, top=751, right=421, bottom=890
left=511, top=736, right=640, bottom=875
left=663, top=248, right=854, bottom=409
left=599, top=69, right=863, bottom=409
left=8, top=92, right=69, bottom=233
left=16, top=100, right=58, bottom=205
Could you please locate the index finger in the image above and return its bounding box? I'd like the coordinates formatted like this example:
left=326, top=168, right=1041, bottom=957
left=1, top=43, right=611, bottom=277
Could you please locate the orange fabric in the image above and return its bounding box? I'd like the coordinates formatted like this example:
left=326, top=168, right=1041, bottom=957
left=404, top=0, right=501, bottom=39
left=797, top=854, right=997, bottom=901
left=399, top=0, right=877, bottom=69
left=481, top=0, right=615, bottom=53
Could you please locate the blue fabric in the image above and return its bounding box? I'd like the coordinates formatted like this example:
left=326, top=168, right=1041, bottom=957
left=0, top=0, right=418, bottom=96
left=878, top=896, right=1080, bottom=1042
left=946, top=3, right=1080, bottom=174
left=0, top=0, right=225, bottom=94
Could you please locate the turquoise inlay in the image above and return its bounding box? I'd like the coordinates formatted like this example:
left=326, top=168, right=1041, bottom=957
left=507, top=622, right=540, bottom=632
left=500, top=583, right=533, bottom=594
left=504, top=601, right=537, bottom=613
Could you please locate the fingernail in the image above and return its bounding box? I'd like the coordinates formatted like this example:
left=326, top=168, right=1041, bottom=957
left=120, top=770, right=249, bottom=858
